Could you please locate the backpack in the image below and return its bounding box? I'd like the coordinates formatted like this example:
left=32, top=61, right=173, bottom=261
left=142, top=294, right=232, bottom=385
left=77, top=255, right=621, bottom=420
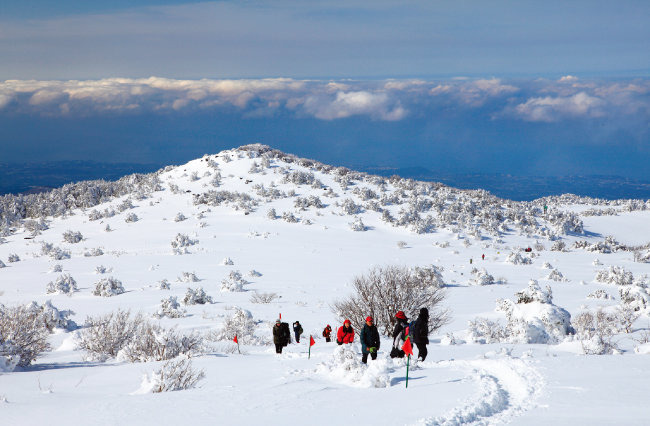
left=407, top=320, right=418, bottom=344
left=280, top=322, right=291, bottom=345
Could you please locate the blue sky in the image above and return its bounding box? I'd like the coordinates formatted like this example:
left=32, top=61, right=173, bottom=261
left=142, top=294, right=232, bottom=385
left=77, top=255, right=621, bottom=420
left=0, top=1, right=649, bottom=179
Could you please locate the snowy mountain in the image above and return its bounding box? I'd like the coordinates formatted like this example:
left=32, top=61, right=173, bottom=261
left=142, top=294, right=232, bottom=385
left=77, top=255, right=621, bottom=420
left=1, top=144, right=650, bottom=425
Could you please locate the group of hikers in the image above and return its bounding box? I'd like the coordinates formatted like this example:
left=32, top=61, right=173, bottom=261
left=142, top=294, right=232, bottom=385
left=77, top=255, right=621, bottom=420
left=272, top=308, right=430, bottom=363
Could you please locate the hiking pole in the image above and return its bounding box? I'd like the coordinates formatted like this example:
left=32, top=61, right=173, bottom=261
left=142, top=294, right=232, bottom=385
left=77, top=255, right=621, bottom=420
left=405, top=354, right=410, bottom=388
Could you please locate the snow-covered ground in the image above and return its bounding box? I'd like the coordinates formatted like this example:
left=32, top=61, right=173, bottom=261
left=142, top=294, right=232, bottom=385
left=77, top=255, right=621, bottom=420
left=1, top=145, right=650, bottom=425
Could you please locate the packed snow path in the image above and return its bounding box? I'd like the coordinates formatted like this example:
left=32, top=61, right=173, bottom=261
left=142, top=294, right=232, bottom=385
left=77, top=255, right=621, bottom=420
left=418, top=355, right=543, bottom=426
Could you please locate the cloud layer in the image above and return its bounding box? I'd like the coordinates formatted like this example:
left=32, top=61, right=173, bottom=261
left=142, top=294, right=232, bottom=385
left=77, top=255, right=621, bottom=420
left=1, top=76, right=649, bottom=124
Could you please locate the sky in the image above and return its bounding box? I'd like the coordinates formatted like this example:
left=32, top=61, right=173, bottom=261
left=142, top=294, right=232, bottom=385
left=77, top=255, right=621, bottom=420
left=0, top=1, right=649, bottom=179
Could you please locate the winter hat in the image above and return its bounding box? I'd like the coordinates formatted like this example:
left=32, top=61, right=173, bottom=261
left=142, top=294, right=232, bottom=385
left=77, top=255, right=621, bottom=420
left=420, top=307, right=429, bottom=318
left=344, top=319, right=351, bottom=325
left=366, top=316, right=373, bottom=322
left=395, top=311, right=407, bottom=320
left=276, top=319, right=281, bottom=324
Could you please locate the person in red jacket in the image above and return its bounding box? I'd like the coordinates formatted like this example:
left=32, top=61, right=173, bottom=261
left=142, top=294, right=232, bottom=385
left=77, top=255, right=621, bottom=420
left=336, top=319, right=354, bottom=345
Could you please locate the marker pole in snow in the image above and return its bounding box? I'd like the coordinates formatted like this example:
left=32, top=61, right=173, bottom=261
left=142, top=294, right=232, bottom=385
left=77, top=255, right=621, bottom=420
left=405, top=355, right=410, bottom=388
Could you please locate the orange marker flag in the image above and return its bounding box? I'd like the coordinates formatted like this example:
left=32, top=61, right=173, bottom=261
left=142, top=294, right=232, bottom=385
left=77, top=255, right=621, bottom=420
left=310, top=335, right=316, bottom=346
left=233, top=335, right=238, bottom=344
left=402, top=337, right=414, bottom=356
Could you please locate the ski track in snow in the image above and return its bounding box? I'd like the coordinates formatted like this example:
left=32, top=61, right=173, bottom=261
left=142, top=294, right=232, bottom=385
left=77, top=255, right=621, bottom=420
left=417, top=356, right=543, bottom=426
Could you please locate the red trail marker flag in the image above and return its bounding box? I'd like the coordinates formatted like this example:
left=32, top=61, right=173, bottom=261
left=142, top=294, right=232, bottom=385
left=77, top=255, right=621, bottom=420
left=233, top=335, right=240, bottom=354
left=308, top=335, right=315, bottom=359
left=401, top=326, right=413, bottom=388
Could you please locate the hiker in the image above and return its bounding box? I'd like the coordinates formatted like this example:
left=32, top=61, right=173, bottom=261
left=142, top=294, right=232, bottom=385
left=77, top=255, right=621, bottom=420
left=322, top=324, right=332, bottom=342
left=470, top=258, right=473, bottom=264
left=293, top=321, right=303, bottom=343
left=413, top=308, right=430, bottom=361
left=360, top=316, right=380, bottom=363
left=273, top=319, right=290, bottom=353
left=390, top=311, right=409, bottom=358
left=336, top=319, right=355, bottom=345
left=482, top=253, right=485, bottom=260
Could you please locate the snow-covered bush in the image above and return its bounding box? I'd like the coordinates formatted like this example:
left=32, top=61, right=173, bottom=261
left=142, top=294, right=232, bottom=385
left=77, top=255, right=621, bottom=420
left=294, top=196, right=324, bottom=210
left=332, top=265, right=449, bottom=335
left=171, top=233, right=198, bottom=254
left=46, top=273, right=78, bottom=295
left=468, top=268, right=496, bottom=286
left=62, top=230, right=83, bottom=244
left=0, top=260, right=5, bottom=268
left=157, top=279, right=171, bottom=290
left=495, top=280, right=573, bottom=344
left=84, top=247, right=104, bottom=257
left=183, top=287, right=213, bottom=305
left=78, top=310, right=202, bottom=362
left=595, top=266, right=634, bottom=286
left=143, top=357, right=205, bottom=393
left=222, top=257, right=234, bottom=266
left=316, top=345, right=390, bottom=388
left=7, top=253, right=20, bottom=263
left=250, top=291, right=279, bottom=304
left=550, top=240, right=566, bottom=252
left=0, top=304, right=52, bottom=369
left=220, top=270, right=248, bottom=292
left=282, top=211, right=298, bottom=223
left=154, top=297, right=186, bottom=319
left=177, top=272, right=200, bottom=283
left=587, top=289, right=613, bottom=300
left=547, top=268, right=567, bottom=282
left=619, top=285, right=649, bottom=312
left=248, top=269, right=262, bottom=277
left=349, top=217, right=367, bottom=231
left=266, top=208, right=277, bottom=219
left=506, top=251, right=533, bottom=265
left=92, top=277, right=125, bottom=297
left=41, top=242, right=71, bottom=260
left=340, top=198, right=362, bottom=215
left=125, top=213, right=139, bottom=223
left=25, top=300, right=76, bottom=331
left=209, top=308, right=264, bottom=345
left=50, top=264, right=63, bottom=273
left=174, top=213, right=187, bottom=222
left=467, top=317, right=506, bottom=344
left=572, top=309, right=621, bottom=355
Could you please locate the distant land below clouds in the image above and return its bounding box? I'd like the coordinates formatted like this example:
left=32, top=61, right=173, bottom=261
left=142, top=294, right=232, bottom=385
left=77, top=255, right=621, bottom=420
left=2, top=161, right=650, bottom=202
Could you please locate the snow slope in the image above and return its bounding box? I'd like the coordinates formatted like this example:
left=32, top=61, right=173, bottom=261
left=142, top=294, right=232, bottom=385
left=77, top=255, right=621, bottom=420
left=1, top=145, right=650, bottom=425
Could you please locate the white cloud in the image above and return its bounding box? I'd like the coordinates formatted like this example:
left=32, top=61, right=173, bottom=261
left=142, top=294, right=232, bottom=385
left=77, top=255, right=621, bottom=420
left=302, top=91, right=407, bottom=121
left=514, top=92, right=606, bottom=122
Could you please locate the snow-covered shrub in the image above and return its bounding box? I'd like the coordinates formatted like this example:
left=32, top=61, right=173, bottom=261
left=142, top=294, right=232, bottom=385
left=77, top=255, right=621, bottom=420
left=282, top=211, right=298, bottom=223
left=250, top=291, right=279, bottom=304
left=104, top=224, right=112, bottom=232
left=46, top=273, right=78, bottom=295
left=469, top=268, right=496, bottom=286
left=209, top=308, right=264, bottom=345
left=349, top=217, right=367, bottom=231
left=294, top=195, right=324, bottom=210
left=266, top=208, right=277, bottom=219
left=496, top=280, right=572, bottom=344
left=332, top=265, right=448, bottom=335
left=51, top=264, right=63, bottom=273
left=222, top=257, right=234, bottom=266
left=550, top=240, right=566, bottom=252
left=542, top=262, right=553, bottom=269
left=62, top=230, right=83, bottom=244
left=316, top=345, right=390, bottom=388
left=220, top=270, right=248, bottom=292
left=506, top=251, right=533, bottom=265
left=92, top=277, right=125, bottom=297
left=572, top=309, right=621, bottom=355
left=174, top=213, right=187, bottom=222
left=282, top=170, right=315, bottom=185
left=397, top=241, right=407, bottom=249
left=619, top=285, right=649, bottom=312
left=125, top=213, right=139, bottom=223
left=177, top=272, right=200, bottom=283
left=340, top=198, right=362, bottom=215
left=595, top=266, right=634, bottom=286
left=467, top=317, right=506, bottom=344
left=171, top=233, right=198, bottom=254
left=7, top=253, right=20, bottom=263
left=78, top=310, right=202, bottom=362
left=157, top=279, right=171, bottom=290
left=248, top=269, right=262, bottom=277
left=547, top=269, right=567, bottom=282
left=25, top=300, right=76, bottom=331
left=154, top=296, right=186, bottom=318
left=143, top=357, right=205, bottom=393
left=95, top=265, right=111, bottom=274
left=183, top=287, right=213, bottom=305
left=84, top=247, right=104, bottom=257
left=587, top=289, right=613, bottom=300
left=0, top=260, right=5, bottom=269
left=0, top=304, right=51, bottom=369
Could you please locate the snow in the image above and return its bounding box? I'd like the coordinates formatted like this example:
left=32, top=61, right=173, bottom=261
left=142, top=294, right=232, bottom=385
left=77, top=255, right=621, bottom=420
left=1, top=145, right=650, bottom=425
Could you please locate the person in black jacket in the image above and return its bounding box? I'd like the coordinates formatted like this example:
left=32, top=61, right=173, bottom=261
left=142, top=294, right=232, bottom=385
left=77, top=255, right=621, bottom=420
left=293, top=321, right=303, bottom=343
left=390, top=311, right=409, bottom=358
left=273, top=319, right=290, bottom=353
left=360, top=316, right=380, bottom=363
left=413, top=307, right=430, bottom=361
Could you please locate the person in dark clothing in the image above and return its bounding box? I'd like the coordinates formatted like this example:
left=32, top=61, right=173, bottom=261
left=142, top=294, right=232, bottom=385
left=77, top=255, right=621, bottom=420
left=293, top=321, right=303, bottom=343
left=413, top=307, right=430, bottom=361
left=273, top=319, right=290, bottom=353
left=390, top=311, right=409, bottom=358
left=360, top=316, right=380, bottom=363
left=322, top=324, right=332, bottom=342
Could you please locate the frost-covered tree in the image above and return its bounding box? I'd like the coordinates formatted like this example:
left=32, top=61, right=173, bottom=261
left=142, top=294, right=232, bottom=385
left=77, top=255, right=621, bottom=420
left=220, top=270, right=248, bottom=292
left=154, top=296, right=186, bottom=319
left=7, top=253, right=20, bottom=263
left=595, top=266, right=634, bottom=286
left=349, top=217, right=367, bottom=232
left=125, top=212, right=139, bottom=223
left=0, top=304, right=51, bottom=369
left=210, top=308, right=264, bottom=345
left=468, top=268, right=496, bottom=286
left=182, top=287, right=213, bottom=305
left=177, top=272, right=200, bottom=283
left=144, top=357, right=205, bottom=393
left=174, top=213, right=187, bottom=222
left=62, top=230, right=83, bottom=244
left=84, top=247, right=104, bottom=257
